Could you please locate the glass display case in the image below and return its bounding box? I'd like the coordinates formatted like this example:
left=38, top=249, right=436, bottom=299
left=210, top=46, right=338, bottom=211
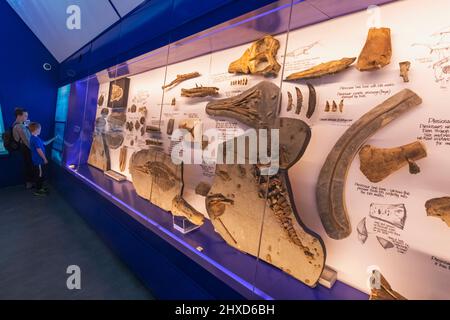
left=58, top=0, right=450, bottom=299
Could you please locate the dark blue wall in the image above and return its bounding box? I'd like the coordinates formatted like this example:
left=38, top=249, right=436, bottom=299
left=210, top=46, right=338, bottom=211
left=0, top=1, right=59, bottom=188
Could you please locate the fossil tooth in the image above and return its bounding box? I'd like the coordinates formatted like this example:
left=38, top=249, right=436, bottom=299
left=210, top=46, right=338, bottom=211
left=331, top=100, right=338, bottom=112
left=166, top=119, right=175, bottom=135
left=359, top=141, right=427, bottom=183
left=171, top=97, right=176, bottom=106
left=399, top=61, right=411, bottom=82
left=356, top=217, right=368, bottom=244
left=287, top=91, right=293, bottom=112
left=228, top=35, right=281, bottom=76
left=369, top=203, right=406, bottom=229
left=206, top=81, right=280, bottom=129
left=295, top=87, right=303, bottom=115
left=356, top=27, right=392, bottom=71
left=162, top=72, right=200, bottom=90
left=324, top=101, right=330, bottom=112
left=119, top=146, right=127, bottom=172
left=425, top=197, right=450, bottom=227
left=370, top=272, right=407, bottom=300
left=285, top=57, right=356, bottom=80
left=316, top=89, right=422, bottom=239
left=306, top=83, right=316, bottom=119
left=181, top=86, right=219, bottom=98
left=376, top=236, right=394, bottom=249
left=339, top=99, right=344, bottom=113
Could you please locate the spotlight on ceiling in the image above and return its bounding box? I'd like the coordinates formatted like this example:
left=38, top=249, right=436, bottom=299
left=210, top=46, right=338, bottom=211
left=43, top=63, right=52, bottom=71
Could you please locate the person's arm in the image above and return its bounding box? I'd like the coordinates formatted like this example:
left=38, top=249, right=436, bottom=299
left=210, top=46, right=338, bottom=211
left=36, top=148, right=48, bottom=164
left=44, top=135, right=58, bottom=145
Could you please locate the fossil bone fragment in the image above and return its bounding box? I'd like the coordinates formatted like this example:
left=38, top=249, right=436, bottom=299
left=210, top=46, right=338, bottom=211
left=135, top=121, right=141, bottom=131
left=228, top=35, right=281, bottom=76
left=162, top=72, right=201, bottom=90
left=339, top=99, right=344, bottom=113
left=356, top=217, right=368, bottom=244
left=369, top=203, right=407, bottom=229
left=206, top=81, right=280, bottom=129
left=98, top=94, right=104, bottom=106
left=295, top=87, right=303, bottom=115
left=179, top=119, right=202, bottom=143
left=331, top=100, right=338, bottom=112
left=287, top=91, right=293, bottom=112
left=171, top=98, right=176, bottom=106
left=195, top=182, right=211, bottom=197
left=140, top=117, right=146, bottom=125
left=425, top=197, right=450, bottom=227
left=119, top=146, right=127, bottom=172
left=285, top=57, right=356, bottom=80
left=130, top=104, right=137, bottom=113
left=359, top=141, right=427, bottom=183
left=172, top=195, right=204, bottom=226
left=181, top=85, right=219, bottom=98
left=146, top=125, right=161, bottom=133
left=399, top=61, right=411, bottom=82
left=88, top=134, right=110, bottom=171
left=356, top=28, right=392, bottom=71
left=376, top=236, right=394, bottom=249
left=316, top=89, right=422, bottom=239
left=110, top=84, right=123, bottom=102
left=370, top=272, right=407, bottom=300
left=306, top=83, right=316, bottom=119
left=166, top=119, right=175, bottom=135
left=324, top=101, right=330, bottom=112
left=145, top=139, right=163, bottom=146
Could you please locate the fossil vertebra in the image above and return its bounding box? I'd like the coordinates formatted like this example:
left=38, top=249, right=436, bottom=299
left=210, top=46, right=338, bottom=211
left=295, top=87, right=303, bottom=115
left=370, top=203, right=407, bottom=229
left=119, top=146, right=127, bottom=172
left=206, top=81, right=280, bottom=129
left=370, top=272, right=407, bottom=300
left=399, top=61, right=411, bottom=82
left=357, top=28, right=392, bottom=71
left=162, top=72, right=200, bottom=90
left=228, top=35, right=281, bottom=77
left=306, top=83, right=316, bottom=119
left=316, top=89, right=422, bottom=239
left=425, top=197, right=450, bottom=227
left=181, top=85, right=219, bottom=98
left=356, top=217, right=368, bottom=244
left=287, top=91, right=293, bottom=112
left=359, top=141, right=427, bottom=183
left=286, top=57, right=356, bottom=81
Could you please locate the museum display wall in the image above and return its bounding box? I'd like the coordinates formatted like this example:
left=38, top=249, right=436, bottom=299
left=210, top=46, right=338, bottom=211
left=59, top=0, right=450, bottom=299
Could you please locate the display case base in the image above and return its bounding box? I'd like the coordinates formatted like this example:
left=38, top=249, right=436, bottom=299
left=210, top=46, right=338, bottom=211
left=173, top=216, right=201, bottom=234
left=104, top=170, right=127, bottom=182
left=319, top=265, right=337, bottom=289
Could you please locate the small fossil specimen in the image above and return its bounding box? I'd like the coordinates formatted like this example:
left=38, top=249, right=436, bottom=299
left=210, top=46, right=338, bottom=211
left=306, top=83, right=316, bottom=119
left=181, top=85, right=219, bottom=98
left=140, top=117, right=146, bottom=125
left=377, top=236, right=394, bottom=249
left=295, top=87, right=303, bottom=115
left=370, top=272, right=407, bottom=300
left=324, top=101, right=330, bottom=112
left=316, top=89, right=422, bottom=239
left=119, top=146, right=127, bottom=172
left=228, top=35, right=281, bottom=76
left=135, top=121, right=141, bottom=131
left=331, top=100, right=338, bottom=112
left=110, top=84, right=123, bottom=102
left=105, top=131, right=124, bottom=149
left=146, top=125, right=161, bottom=133
left=138, top=107, right=147, bottom=115
left=356, top=217, right=368, bottom=244
left=359, top=141, right=427, bottom=183
left=98, top=94, right=104, bottom=106
left=101, top=108, right=109, bottom=117
left=357, top=28, right=392, bottom=71
left=206, top=81, right=280, bottom=129
left=167, top=119, right=175, bottom=135
left=195, top=182, right=212, bottom=197
left=339, top=99, right=344, bottom=113
left=130, top=104, right=137, bottom=113
left=399, top=61, right=411, bottom=82
left=370, top=203, right=407, bottom=229
left=171, top=97, right=176, bottom=106
left=130, top=140, right=134, bottom=146
left=162, top=72, right=201, bottom=90
left=140, top=127, right=145, bottom=136
left=285, top=57, right=356, bottom=80
left=287, top=91, right=293, bottom=112
left=425, top=197, right=450, bottom=227
left=145, top=139, right=163, bottom=146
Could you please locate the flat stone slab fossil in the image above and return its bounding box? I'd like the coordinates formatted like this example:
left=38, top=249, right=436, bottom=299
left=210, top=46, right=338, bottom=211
left=129, top=149, right=204, bottom=225
left=359, top=141, right=427, bottom=183
left=316, top=89, right=422, bottom=240
left=356, top=27, right=392, bottom=71
left=206, top=81, right=280, bottom=129
left=425, top=197, right=450, bottom=227
left=88, top=133, right=110, bottom=171
left=228, top=35, right=281, bottom=77
left=285, top=57, right=356, bottom=81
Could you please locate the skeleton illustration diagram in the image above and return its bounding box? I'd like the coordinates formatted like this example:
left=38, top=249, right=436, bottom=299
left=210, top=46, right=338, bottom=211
left=283, top=41, right=320, bottom=58
left=412, top=26, right=450, bottom=87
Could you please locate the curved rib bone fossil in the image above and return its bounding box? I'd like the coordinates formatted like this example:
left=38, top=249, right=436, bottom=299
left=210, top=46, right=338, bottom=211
left=316, top=89, right=422, bottom=240
left=306, top=83, right=316, bottom=119
left=285, top=57, right=356, bottom=81
left=359, top=141, right=427, bottom=183
left=295, top=86, right=303, bottom=115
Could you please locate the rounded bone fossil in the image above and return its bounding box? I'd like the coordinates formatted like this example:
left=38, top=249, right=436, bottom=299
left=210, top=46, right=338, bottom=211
left=206, top=81, right=280, bottom=129
left=316, top=89, right=422, bottom=240
left=285, top=57, right=356, bottom=80
left=425, top=197, right=450, bottom=227
left=228, top=35, right=281, bottom=76
left=359, top=141, right=427, bottom=183
left=356, top=27, right=392, bottom=71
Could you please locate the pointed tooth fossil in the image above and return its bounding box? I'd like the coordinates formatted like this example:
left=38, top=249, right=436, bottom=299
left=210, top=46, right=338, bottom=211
left=316, top=89, right=422, bottom=240
left=425, top=197, right=450, bottom=227
left=359, top=141, right=427, bottom=183
left=162, top=72, right=201, bottom=90
left=339, top=99, right=344, bottom=113
left=399, top=61, right=411, bottom=82
left=295, top=86, right=303, bottom=115
left=228, top=35, right=281, bottom=76
left=324, top=101, right=330, bottom=112
left=331, top=100, right=338, bottom=112
left=356, top=217, right=368, bottom=244
left=287, top=91, right=293, bottom=112
left=285, top=57, right=356, bottom=80
left=306, top=83, right=316, bottom=119
left=356, top=28, right=392, bottom=71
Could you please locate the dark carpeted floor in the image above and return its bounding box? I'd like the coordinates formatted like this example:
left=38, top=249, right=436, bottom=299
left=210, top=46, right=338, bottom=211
left=0, top=185, right=154, bottom=300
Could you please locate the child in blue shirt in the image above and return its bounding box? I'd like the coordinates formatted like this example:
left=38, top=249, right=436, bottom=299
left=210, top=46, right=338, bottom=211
left=28, top=122, right=49, bottom=196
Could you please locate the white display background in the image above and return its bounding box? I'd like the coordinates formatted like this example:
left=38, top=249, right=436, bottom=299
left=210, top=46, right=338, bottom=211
left=93, top=0, right=450, bottom=299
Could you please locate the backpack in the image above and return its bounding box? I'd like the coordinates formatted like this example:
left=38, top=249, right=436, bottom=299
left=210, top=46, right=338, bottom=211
left=2, top=124, right=20, bottom=152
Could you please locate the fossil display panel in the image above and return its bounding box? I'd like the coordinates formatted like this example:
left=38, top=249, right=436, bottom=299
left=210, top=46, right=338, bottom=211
left=66, top=0, right=450, bottom=300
